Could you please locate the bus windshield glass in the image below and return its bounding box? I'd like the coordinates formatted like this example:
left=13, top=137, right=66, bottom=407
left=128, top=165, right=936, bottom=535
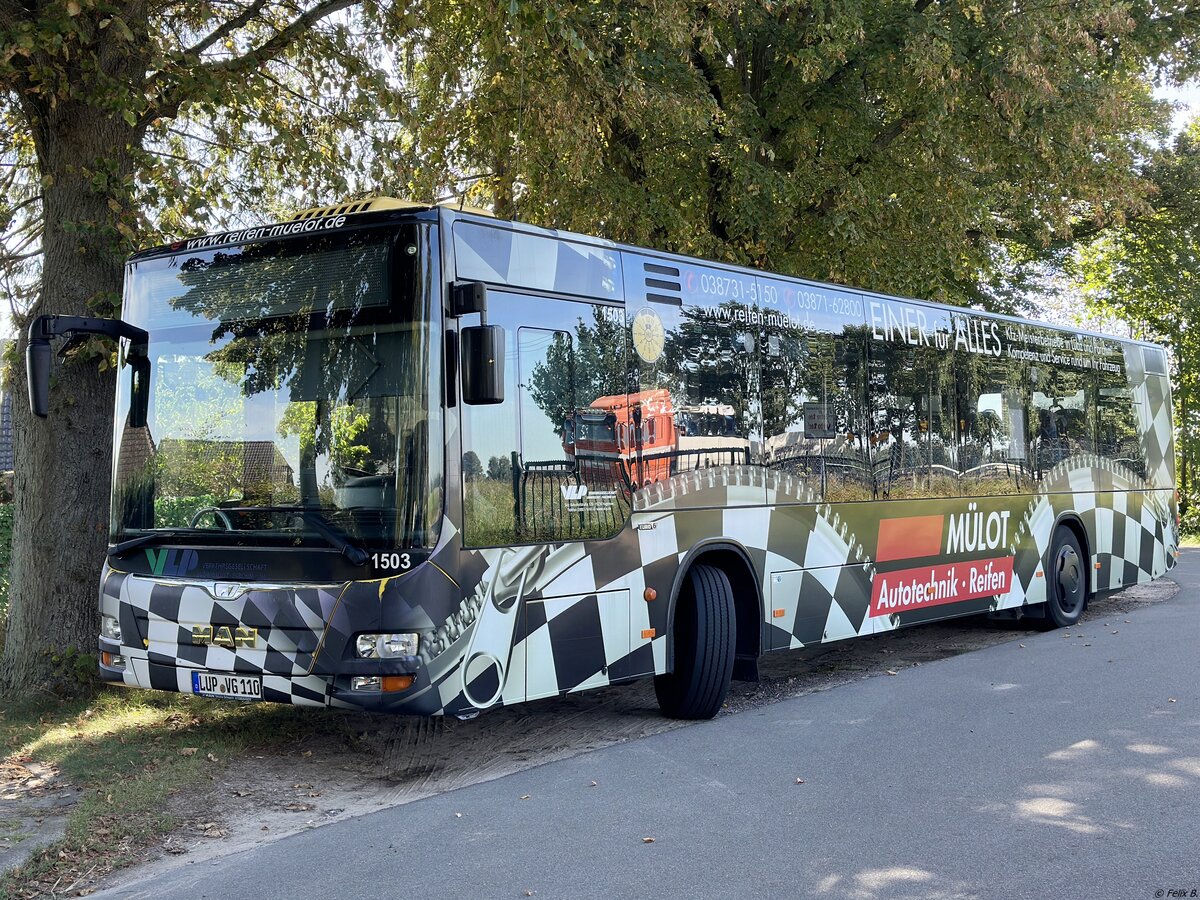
left=110, top=226, right=441, bottom=551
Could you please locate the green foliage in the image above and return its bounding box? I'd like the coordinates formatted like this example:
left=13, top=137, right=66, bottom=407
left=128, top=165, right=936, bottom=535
left=1078, top=117, right=1200, bottom=517
left=402, top=0, right=1198, bottom=308
left=486, top=454, right=513, bottom=482
left=154, top=493, right=222, bottom=528
left=462, top=450, right=484, bottom=480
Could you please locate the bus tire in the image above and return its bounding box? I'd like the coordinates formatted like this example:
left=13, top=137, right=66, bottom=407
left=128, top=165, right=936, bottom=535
left=1039, top=527, right=1087, bottom=630
left=655, top=564, right=736, bottom=720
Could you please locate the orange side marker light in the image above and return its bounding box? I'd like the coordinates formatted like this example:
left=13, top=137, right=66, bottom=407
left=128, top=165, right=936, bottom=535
left=641, top=628, right=656, bottom=640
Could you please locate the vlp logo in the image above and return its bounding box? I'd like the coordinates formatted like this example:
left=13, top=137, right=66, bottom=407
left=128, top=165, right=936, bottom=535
left=560, top=484, right=589, bottom=501
left=145, top=548, right=200, bottom=577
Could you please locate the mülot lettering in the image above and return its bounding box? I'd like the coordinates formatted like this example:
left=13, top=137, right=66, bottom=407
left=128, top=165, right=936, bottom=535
left=947, top=503, right=1011, bottom=554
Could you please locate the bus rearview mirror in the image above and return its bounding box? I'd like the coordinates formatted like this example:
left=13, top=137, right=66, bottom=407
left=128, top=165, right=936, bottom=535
left=26, top=314, right=150, bottom=420
left=461, top=325, right=505, bottom=405
left=27, top=338, right=51, bottom=418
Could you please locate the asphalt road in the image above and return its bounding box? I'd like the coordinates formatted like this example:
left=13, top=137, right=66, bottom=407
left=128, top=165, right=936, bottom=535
left=103, top=553, right=1200, bottom=900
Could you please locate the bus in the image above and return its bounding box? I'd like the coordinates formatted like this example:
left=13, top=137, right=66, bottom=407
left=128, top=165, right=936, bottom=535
left=27, top=197, right=1179, bottom=720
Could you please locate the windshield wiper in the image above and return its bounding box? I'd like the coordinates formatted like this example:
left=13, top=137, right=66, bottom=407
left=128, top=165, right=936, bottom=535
left=109, top=528, right=236, bottom=558
left=220, top=506, right=369, bottom=566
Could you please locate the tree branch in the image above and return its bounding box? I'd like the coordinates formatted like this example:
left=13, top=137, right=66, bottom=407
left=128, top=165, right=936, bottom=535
left=204, top=0, right=358, bottom=79
left=183, top=0, right=272, bottom=59
left=145, top=0, right=361, bottom=123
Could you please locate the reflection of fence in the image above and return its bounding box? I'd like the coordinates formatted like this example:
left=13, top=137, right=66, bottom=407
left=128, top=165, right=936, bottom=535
left=518, top=455, right=631, bottom=541
left=768, top=449, right=872, bottom=496
left=634, top=445, right=751, bottom=478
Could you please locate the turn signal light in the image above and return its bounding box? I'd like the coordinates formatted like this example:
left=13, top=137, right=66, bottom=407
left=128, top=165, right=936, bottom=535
left=381, top=675, right=414, bottom=692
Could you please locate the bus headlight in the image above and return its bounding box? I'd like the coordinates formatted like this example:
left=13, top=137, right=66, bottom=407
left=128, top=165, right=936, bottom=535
left=101, top=615, right=122, bottom=641
left=355, top=633, right=419, bottom=659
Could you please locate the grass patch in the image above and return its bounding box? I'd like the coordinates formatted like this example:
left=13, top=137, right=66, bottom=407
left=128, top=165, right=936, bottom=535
left=0, top=688, right=357, bottom=899
left=1179, top=533, right=1200, bottom=548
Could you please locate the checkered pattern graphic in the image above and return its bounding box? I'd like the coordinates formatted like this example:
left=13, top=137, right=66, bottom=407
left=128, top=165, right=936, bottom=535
left=407, top=465, right=873, bottom=716
left=453, top=220, right=622, bottom=302
left=1125, top=343, right=1176, bottom=490
left=105, top=451, right=1177, bottom=717
left=1009, top=455, right=1177, bottom=602
left=100, top=567, right=353, bottom=701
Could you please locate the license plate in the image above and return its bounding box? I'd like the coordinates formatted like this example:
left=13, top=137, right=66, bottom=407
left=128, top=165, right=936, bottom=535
left=192, top=671, right=262, bottom=701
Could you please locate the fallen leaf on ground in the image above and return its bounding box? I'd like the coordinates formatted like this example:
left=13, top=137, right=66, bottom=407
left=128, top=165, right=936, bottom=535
left=206, top=753, right=218, bottom=762
left=885, top=670, right=897, bottom=676
left=795, top=778, right=805, bottom=784
left=283, top=802, right=315, bottom=812
left=520, top=794, right=530, bottom=800
left=589, top=781, right=598, bottom=787
left=178, top=748, right=198, bottom=757
left=642, top=837, right=655, bottom=843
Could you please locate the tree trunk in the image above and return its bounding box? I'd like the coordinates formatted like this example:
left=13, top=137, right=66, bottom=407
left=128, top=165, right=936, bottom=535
left=0, top=98, right=137, bottom=696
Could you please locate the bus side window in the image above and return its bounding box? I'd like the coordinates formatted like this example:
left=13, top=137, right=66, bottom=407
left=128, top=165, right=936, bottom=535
left=1096, top=366, right=1142, bottom=478
left=956, top=352, right=1028, bottom=496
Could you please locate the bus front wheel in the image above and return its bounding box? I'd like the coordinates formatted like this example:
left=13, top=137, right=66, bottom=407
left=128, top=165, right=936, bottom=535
left=1039, top=527, right=1087, bottom=629
left=655, top=564, right=736, bottom=719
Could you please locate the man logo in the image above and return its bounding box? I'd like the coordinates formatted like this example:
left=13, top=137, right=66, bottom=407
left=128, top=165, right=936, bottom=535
left=560, top=484, right=589, bottom=501
left=191, top=625, right=259, bottom=648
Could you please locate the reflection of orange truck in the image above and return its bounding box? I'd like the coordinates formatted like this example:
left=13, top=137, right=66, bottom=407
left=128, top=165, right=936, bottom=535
left=566, top=389, right=675, bottom=487
left=565, top=390, right=749, bottom=487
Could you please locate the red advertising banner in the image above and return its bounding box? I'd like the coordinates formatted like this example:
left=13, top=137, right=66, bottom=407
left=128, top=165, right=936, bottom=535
left=876, top=514, right=944, bottom=562
left=870, top=556, right=1014, bottom=617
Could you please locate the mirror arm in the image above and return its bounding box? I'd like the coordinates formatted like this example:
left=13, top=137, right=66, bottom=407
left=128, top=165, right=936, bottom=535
left=26, top=315, right=150, bottom=419
left=29, top=314, right=148, bottom=347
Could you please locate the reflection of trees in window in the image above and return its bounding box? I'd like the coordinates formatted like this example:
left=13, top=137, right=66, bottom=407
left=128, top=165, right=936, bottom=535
left=955, top=352, right=1029, bottom=496
left=1029, top=362, right=1094, bottom=474
left=761, top=320, right=871, bottom=501
left=527, top=309, right=633, bottom=427
left=1096, top=365, right=1143, bottom=477
left=463, top=306, right=633, bottom=548
left=868, top=334, right=958, bottom=499
left=113, top=229, right=441, bottom=550
left=656, top=303, right=756, bottom=439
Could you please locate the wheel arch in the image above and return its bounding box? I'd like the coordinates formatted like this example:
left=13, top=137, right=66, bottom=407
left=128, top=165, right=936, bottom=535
left=664, top=539, right=763, bottom=680
left=1052, top=511, right=1092, bottom=598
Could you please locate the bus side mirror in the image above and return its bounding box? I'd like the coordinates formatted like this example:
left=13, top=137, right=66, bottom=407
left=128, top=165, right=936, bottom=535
left=461, top=325, right=505, bottom=405
left=26, top=338, right=52, bottom=418
left=26, top=315, right=150, bottom=419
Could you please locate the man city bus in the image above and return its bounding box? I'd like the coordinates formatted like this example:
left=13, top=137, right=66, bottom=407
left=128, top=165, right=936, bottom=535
left=27, top=198, right=1178, bottom=719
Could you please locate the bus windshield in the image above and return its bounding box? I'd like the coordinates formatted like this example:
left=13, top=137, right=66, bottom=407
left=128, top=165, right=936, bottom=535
left=110, top=226, right=441, bottom=551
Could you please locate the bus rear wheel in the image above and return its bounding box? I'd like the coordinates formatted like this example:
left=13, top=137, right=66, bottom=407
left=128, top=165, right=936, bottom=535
left=655, top=564, right=736, bottom=720
left=1039, top=527, right=1087, bottom=629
